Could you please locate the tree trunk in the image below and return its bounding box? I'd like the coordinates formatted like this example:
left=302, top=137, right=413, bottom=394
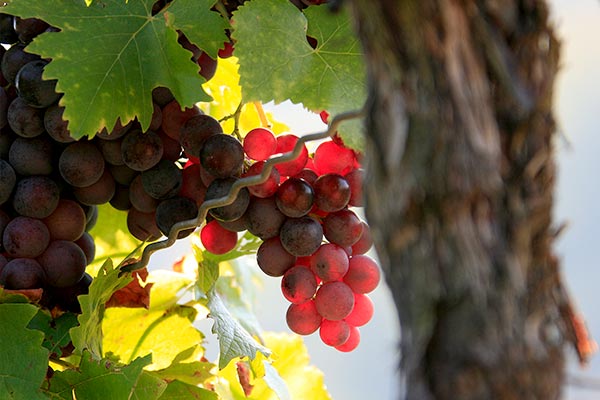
left=347, top=1, right=578, bottom=398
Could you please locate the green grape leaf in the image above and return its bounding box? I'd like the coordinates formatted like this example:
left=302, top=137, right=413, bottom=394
left=103, top=271, right=204, bottom=370
left=3, top=0, right=211, bottom=139
left=232, top=0, right=366, bottom=149
left=70, top=259, right=133, bottom=358
left=46, top=351, right=152, bottom=399
left=0, top=304, right=49, bottom=400
left=206, top=289, right=270, bottom=369
left=28, top=310, right=79, bottom=357
left=165, top=0, right=229, bottom=58
left=131, top=371, right=169, bottom=400
left=159, top=380, right=218, bottom=400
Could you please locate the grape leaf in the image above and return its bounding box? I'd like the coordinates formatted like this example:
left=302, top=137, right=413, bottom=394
left=70, top=259, right=133, bottom=358
left=106, top=267, right=153, bottom=308
left=153, top=360, right=215, bottom=386
left=103, top=270, right=204, bottom=370
left=0, top=304, right=49, bottom=400
left=206, top=289, right=270, bottom=369
left=3, top=0, right=212, bottom=138
left=28, top=310, right=79, bottom=357
left=158, top=380, right=218, bottom=400
left=232, top=0, right=366, bottom=149
left=165, top=0, right=229, bottom=58
left=45, top=351, right=152, bottom=399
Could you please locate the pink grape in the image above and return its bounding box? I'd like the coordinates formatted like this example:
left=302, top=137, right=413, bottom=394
left=323, top=208, right=363, bottom=247
left=281, top=265, right=318, bottom=304
left=313, top=173, right=351, bottom=212
left=344, top=168, right=364, bottom=207
left=243, top=128, right=277, bottom=161
left=351, top=222, right=373, bottom=255
left=274, top=134, right=308, bottom=177
left=245, top=161, right=280, bottom=198
left=319, top=319, right=350, bottom=347
left=335, top=326, right=360, bottom=352
left=310, top=243, right=349, bottom=282
left=344, top=293, right=374, bottom=327
left=286, top=300, right=322, bottom=335
left=313, top=141, right=356, bottom=175
left=344, top=255, right=381, bottom=294
left=201, top=220, right=238, bottom=255
left=314, top=281, right=355, bottom=320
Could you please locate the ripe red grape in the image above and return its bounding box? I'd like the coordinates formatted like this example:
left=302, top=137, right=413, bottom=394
left=205, top=178, right=250, bottom=222
left=73, top=169, right=116, bottom=205
left=141, top=159, right=182, bottom=200
left=155, top=196, right=198, bottom=239
left=256, top=236, right=296, bottom=277
left=8, top=135, right=54, bottom=175
left=313, top=141, right=356, bottom=176
left=199, top=133, right=244, bottom=178
left=281, top=265, right=318, bottom=304
left=200, top=220, right=238, bottom=255
left=12, top=176, right=59, bottom=218
left=344, top=293, right=374, bottom=327
left=243, top=128, right=276, bottom=161
left=344, top=168, right=364, bottom=206
left=274, top=134, right=308, bottom=177
left=245, top=196, right=286, bottom=240
left=319, top=319, right=350, bottom=347
left=160, top=100, right=201, bottom=141
left=43, top=199, right=86, bottom=241
left=310, top=243, right=349, bottom=282
left=313, top=173, right=351, bottom=212
left=179, top=114, right=222, bottom=158
left=314, top=281, right=355, bottom=321
left=39, top=240, right=87, bottom=288
left=335, top=325, right=360, bottom=352
left=344, top=255, right=380, bottom=294
left=129, top=174, right=159, bottom=213
left=351, top=221, right=373, bottom=255
left=245, top=161, right=280, bottom=198
left=59, top=141, right=105, bottom=187
left=121, top=129, right=163, bottom=172
left=279, top=216, right=323, bottom=256
left=127, top=208, right=161, bottom=242
left=323, top=208, right=363, bottom=247
left=0, top=159, right=16, bottom=205
left=286, top=300, right=322, bottom=335
left=275, top=177, right=314, bottom=218
left=0, top=258, right=45, bottom=289
left=3, top=216, right=49, bottom=258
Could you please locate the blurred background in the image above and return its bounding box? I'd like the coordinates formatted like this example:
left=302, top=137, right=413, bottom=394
left=154, top=1, right=600, bottom=399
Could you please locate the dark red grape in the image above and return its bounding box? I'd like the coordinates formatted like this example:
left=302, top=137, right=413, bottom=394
left=310, top=243, right=349, bottom=282
left=323, top=208, right=363, bottom=247
left=0, top=159, right=16, bottom=205
left=43, top=199, right=86, bottom=241
left=256, top=236, right=296, bottom=277
left=205, top=178, right=250, bottom=222
left=245, top=161, right=280, bottom=198
left=281, top=265, right=318, bottom=304
left=279, top=216, right=323, bottom=256
left=1, top=43, right=40, bottom=85
left=127, top=208, right=161, bottom=241
left=314, top=281, right=354, bottom=321
left=73, top=169, right=116, bottom=205
left=15, top=60, right=61, bottom=108
left=7, top=96, right=45, bottom=138
left=313, top=173, right=351, bottom=212
left=8, top=135, right=55, bottom=176
left=12, top=176, right=60, bottom=218
left=344, top=168, right=364, bottom=207
left=199, top=133, right=244, bottom=178
left=155, top=196, right=198, bottom=238
left=38, top=240, right=87, bottom=288
left=180, top=114, right=222, bottom=158
left=351, top=221, right=373, bottom=255
left=161, top=100, right=201, bottom=141
left=59, top=141, right=105, bottom=187
left=286, top=300, right=322, bottom=335
left=3, top=216, right=50, bottom=258
left=0, top=258, right=45, bottom=289
left=275, top=177, right=314, bottom=217
left=44, top=104, right=75, bottom=143
left=121, top=129, right=163, bottom=172
left=95, top=136, right=125, bottom=166
left=245, top=196, right=286, bottom=240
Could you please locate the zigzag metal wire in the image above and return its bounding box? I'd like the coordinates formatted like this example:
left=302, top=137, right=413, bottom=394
left=120, top=108, right=365, bottom=274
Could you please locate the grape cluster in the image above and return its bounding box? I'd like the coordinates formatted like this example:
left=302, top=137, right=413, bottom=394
left=0, top=12, right=228, bottom=312
left=198, top=120, right=379, bottom=352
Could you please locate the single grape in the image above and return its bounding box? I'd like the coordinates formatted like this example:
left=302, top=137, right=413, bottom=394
left=281, top=265, right=318, bottom=304
left=286, top=300, right=322, bottom=335
left=313, top=173, right=351, bottom=212
left=275, top=177, right=314, bottom=217
left=59, top=141, right=105, bottom=187
left=155, top=196, right=198, bottom=238
left=109, top=164, right=137, bottom=186
left=121, top=129, right=163, bottom=171
left=3, top=216, right=50, bottom=258
left=0, top=258, right=45, bottom=289
left=344, top=255, right=381, bottom=294
left=293, top=168, right=318, bottom=185
left=95, top=136, right=125, bottom=166
left=313, top=140, right=356, bottom=176
left=205, top=178, right=250, bottom=222
left=179, top=163, right=207, bottom=205
left=141, top=159, right=182, bottom=200
left=8, top=135, right=55, bottom=176
left=245, top=161, right=280, bottom=198
left=160, top=100, right=201, bottom=141
left=243, top=128, right=277, bottom=161
left=323, top=209, right=364, bottom=247
left=314, top=281, right=355, bottom=321
left=199, top=133, right=244, bottom=178
left=351, top=222, right=373, bottom=255
left=0, top=159, right=16, bottom=205
left=344, top=293, right=374, bottom=327
left=39, top=240, right=87, bottom=288
left=310, top=243, right=350, bottom=282
left=279, top=216, right=323, bottom=256
left=126, top=208, right=161, bottom=241
left=12, top=176, right=60, bottom=218
left=44, top=104, right=75, bottom=143
left=1, top=43, right=40, bottom=85
left=109, top=184, right=132, bottom=211
left=344, top=168, right=364, bottom=207
left=274, top=134, right=308, bottom=177
left=129, top=174, right=158, bottom=213
left=200, top=220, right=238, bottom=255
left=180, top=114, right=222, bottom=158
left=245, top=196, right=286, bottom=240
left=335, top=326, right=360, bottom=352
left=73, top=169, right=116, bottom=205
left=256, top=236, right=296, bottom=277
left=7, top=96, right=45, bottom=138
left=319, top=319, right=350, bottom=347
left=43, top=199, right=86, bottom=241
left=15, top=60, right=61, bottom=108
left=75, top=232, right=96, bottom=265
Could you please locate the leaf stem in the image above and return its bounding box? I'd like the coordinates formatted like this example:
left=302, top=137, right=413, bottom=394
left=253, top=102, right=271, bottom=128
left=214, top=1, right=230, bottom=21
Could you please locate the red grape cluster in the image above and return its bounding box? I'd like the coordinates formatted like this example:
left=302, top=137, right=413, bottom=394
left=199, top=123, right=380, bottom=352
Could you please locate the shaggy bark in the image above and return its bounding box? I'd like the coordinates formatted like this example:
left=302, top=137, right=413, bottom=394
left=347, top=1, right=580, bottom=398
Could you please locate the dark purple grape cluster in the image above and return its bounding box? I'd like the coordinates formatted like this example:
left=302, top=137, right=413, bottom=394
left=0, top=12, right=229, bottom=312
